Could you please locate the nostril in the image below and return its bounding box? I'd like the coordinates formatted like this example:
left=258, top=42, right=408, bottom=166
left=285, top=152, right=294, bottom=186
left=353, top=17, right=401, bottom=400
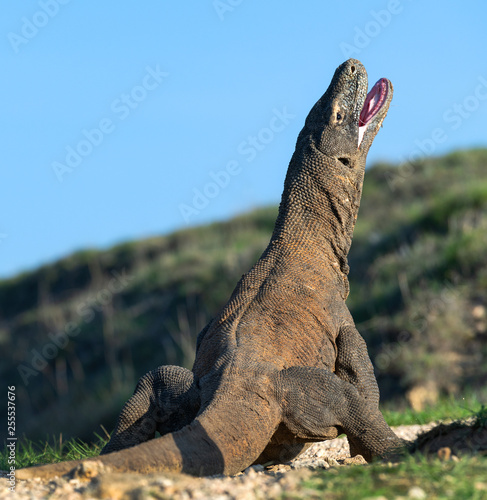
left=351, top=65, right=356, bottom=73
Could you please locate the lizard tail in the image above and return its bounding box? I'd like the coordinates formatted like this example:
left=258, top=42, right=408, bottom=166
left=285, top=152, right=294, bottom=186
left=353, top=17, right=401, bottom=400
left=17, top=394, right=280, bottom=479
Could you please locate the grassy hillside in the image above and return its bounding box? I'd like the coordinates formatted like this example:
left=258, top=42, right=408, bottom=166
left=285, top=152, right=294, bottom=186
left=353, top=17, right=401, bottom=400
left=2, top=148, right=487, bottom=443
left=347, top=148, right=487, bottom=404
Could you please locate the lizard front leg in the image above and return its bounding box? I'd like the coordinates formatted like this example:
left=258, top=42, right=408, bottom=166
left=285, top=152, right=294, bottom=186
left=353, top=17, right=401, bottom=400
left=334, top=322, right=383, bottom=459
left=335, top=323, right=380, bottom=407
left=101, top=365, right=199, bottom=454
left=276, top=366, right=403, bottom=461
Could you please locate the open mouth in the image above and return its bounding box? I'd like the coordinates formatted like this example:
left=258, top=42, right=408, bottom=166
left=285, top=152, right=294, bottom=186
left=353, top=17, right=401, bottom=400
left=358, top=78, right=389, bottom=147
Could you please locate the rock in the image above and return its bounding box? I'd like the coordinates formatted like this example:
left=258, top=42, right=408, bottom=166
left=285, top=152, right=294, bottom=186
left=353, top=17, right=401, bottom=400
left=342, top=455, right=367, bottom=465
left=69, top=460, right=107, bottom=480
left=408, top=486, right=427, bottom=499
left=437, top=447, right=451, bottom=461
left=243, top=467, right=256, bottom=477
left=323, top=456, right=340, bottom=467
left=406, top=381, right=439, bottom=411
left=472, top=304, right=485, bottom=320
left=243, top=464, right=264, bottom=475
left=290, top=459, right=330, bottom=470
left=265, top=464, right=292, bottom=473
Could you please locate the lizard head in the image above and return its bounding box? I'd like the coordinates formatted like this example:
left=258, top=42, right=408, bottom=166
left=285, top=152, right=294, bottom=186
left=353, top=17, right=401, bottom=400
left=278, top=59, right=393, bottom=291
left=302, top=58, right=393, bottom=169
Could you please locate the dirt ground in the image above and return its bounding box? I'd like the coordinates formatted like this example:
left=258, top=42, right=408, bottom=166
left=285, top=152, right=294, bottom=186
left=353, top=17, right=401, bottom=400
left=2, top=422, right=486, bottom=499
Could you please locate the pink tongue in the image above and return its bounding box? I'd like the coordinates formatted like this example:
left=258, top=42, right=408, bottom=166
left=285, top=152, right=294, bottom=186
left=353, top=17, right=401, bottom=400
left=359, top=78, right=388, bottom=127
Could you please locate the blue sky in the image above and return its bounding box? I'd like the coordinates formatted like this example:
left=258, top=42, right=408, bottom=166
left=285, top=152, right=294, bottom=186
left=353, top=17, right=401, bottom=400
left=1, top=1, right=486, bottom=278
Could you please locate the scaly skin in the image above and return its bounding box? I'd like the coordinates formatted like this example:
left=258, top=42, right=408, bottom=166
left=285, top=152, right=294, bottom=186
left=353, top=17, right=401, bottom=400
left=18, top=58, right=402, bottom=480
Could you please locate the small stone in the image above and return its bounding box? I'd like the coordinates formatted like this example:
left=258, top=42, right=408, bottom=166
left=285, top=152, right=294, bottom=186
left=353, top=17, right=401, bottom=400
left=343, top=454, right=367, bottom=465
left=472, top=304, right=485, bottom=319
left=408, top=486, right=427, bottom=499
left=243, top=466, right=256, bottom=477
left=406, top=381, right=439, bottom=411
left=265, top=464, right=291, bottom=473
left=311, top=459, right=330, bottom=470
left=69, top=460, right=106, bottom=479
left=323, top=456, right=340, bottom=467
left=290, top=459, right=330, bottom=470
left=155, top=477, right=174, bottom=487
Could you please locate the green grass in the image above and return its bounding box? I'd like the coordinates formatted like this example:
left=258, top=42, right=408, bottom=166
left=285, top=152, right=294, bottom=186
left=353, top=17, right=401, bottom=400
left=0, top=432, right=109, bottom=470
left=298, top=455, right=487, bottom=500
left=382, top=393, right=486, bottom=427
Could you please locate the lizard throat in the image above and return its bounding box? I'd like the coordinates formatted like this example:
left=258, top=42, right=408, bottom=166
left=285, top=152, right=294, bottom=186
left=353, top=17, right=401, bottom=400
left=358, top=78, right=389, bottom=147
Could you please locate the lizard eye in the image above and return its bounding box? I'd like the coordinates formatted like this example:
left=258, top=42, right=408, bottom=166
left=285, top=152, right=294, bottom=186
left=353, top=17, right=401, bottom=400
left=336, top=112, right=342, bottom=121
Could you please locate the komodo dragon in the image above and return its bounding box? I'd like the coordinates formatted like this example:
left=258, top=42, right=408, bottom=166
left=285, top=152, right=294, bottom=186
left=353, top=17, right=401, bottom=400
left=18, top=58, right=402, bottom=480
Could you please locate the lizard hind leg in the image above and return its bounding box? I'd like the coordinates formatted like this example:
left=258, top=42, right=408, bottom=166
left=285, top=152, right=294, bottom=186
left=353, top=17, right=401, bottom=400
left=100, top=365, right=200, bottom=455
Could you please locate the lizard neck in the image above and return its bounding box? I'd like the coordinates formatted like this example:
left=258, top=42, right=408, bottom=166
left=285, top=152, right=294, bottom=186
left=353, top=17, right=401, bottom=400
left=270, top=142, right=365, bottom=299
